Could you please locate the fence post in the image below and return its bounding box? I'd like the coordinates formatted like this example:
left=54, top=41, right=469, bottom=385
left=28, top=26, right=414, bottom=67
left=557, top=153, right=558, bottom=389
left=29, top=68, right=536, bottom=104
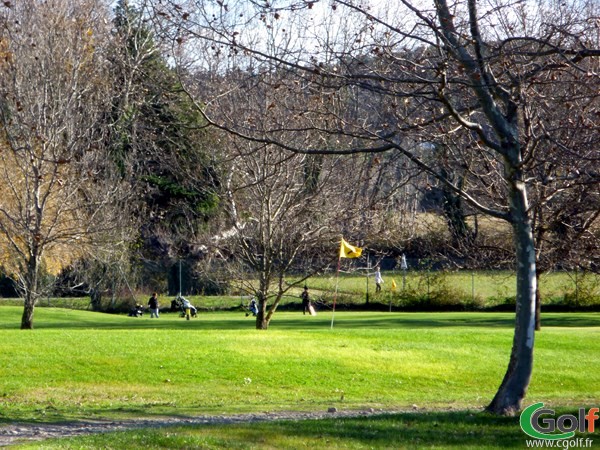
left=575, top=268, right=579, bottom=305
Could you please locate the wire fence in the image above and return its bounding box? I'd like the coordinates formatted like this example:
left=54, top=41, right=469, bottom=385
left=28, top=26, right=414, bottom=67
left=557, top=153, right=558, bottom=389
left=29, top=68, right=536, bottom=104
left=1, top=269, right=598, bottom=312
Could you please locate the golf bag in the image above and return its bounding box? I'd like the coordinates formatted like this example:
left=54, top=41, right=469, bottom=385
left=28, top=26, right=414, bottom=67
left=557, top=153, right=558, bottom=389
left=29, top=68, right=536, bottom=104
left=171, top=296, right=197, bottom=319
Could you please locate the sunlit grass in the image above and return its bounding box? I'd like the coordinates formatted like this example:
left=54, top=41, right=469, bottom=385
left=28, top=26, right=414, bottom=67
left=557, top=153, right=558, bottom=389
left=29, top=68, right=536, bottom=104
left=300, top=270, right=595, bottom=305
left=0, top=307, right=599, bottom=424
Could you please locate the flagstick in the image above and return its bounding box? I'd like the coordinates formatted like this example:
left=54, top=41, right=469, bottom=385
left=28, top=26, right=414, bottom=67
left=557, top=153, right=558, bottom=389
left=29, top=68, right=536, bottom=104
left=331, top=256, right=341, bottom=329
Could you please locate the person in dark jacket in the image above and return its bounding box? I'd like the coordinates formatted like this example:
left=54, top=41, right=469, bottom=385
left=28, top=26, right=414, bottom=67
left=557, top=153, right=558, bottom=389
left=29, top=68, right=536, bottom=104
left=301, top=286, right=311, bottom=315
left=148, top=292, right=160, bottom=318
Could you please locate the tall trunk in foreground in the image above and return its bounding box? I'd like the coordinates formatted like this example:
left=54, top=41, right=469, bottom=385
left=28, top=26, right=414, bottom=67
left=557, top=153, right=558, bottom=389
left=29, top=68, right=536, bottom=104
left=486, top=154, right=537, bottom=415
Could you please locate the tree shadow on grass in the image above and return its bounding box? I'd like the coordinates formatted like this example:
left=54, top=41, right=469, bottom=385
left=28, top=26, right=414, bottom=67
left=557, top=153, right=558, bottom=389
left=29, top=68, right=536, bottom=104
left=250, top=313, right=600, bottom=330
left=47, top=410, right=530, bottom=449
left=0, top=410, right=530, bottom=448
left=0, top=314, right=517, bottom=331
left=0, top=310, right=599, bottom=331
left=249, top=411, right=525, bottom=448
left=283, top=315, right=518, bottom=330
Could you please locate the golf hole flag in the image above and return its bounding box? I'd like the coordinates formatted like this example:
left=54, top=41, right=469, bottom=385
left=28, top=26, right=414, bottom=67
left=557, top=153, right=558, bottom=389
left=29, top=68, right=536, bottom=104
left=339, top=238, right=362, bottom=259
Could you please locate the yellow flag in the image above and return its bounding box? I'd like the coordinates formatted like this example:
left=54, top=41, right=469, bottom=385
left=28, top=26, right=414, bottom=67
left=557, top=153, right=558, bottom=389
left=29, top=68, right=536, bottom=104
left=391, top=279, right=397, bottom=291
left=339, top=238, right=362, bottom=259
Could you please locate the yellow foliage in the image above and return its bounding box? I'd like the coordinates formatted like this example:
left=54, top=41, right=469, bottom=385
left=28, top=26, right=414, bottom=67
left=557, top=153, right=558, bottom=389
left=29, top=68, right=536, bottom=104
left=0, top=139, right=92, bottom=277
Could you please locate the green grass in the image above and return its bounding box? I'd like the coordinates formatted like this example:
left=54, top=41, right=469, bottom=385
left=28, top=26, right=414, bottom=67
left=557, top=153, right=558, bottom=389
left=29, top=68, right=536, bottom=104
left=1, top=307, right=599, bottom=421
left=1, top=307, right=599, bottom=448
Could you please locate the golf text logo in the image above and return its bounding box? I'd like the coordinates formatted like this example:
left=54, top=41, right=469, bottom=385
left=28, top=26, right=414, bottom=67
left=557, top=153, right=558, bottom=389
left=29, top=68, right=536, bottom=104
left=520, top=403, right=598, bottom=440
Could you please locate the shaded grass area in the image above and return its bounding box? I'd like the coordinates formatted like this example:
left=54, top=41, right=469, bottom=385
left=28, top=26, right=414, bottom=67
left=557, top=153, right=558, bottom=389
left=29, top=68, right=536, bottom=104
left=18, top=411, right=536, bottom=449
left=2, top=307, right=600, bottom=330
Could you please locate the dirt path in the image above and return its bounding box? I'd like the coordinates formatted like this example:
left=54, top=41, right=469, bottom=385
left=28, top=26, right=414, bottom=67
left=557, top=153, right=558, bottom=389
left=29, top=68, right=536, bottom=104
left=0, top=408, right=396, bottom=446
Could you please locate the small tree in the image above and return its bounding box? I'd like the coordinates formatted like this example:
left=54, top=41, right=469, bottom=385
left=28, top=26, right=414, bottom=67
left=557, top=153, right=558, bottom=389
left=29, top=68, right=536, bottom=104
left=208, top=138, right=356, bottom=329
left=182, top=65, right=420, bottom=329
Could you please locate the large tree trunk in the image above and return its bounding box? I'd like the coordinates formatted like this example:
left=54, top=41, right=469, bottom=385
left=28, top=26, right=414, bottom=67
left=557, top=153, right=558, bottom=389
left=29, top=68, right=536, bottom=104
left=20, top=296, right=36, bottom=330
left=255, top=294, right=284, bottom=330
left=255, top=290, right=269, bottom=330
left=255, top=310, right=269, bottom=330
left=535, top=270, right=541, bottom=331
left=90, top=288, right=102, bottom=311
left=486, top=163, right=537, bottom=415
left=256, top=309, right=269, bottom=330
left=20, top=258, right=40, bottom=330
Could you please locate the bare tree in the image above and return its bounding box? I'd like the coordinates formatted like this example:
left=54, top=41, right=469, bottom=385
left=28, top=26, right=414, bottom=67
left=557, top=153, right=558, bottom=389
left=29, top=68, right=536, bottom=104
left=151, top=0, right=599, bottom=414
left=198, top=127, right=414, bottom=329
left=0, top=0, right=130, bottom=329
left=218, top=140, right=335, bottom=329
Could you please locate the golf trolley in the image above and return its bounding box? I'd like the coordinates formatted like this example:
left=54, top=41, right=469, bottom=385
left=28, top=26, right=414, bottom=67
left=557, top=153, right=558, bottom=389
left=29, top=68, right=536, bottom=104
left=170, top=295, right=197, bottom=319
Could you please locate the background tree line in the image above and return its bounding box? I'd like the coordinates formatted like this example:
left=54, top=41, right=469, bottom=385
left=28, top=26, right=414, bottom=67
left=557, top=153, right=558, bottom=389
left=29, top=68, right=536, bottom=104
left=0, top=0, right=598, bottom=321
